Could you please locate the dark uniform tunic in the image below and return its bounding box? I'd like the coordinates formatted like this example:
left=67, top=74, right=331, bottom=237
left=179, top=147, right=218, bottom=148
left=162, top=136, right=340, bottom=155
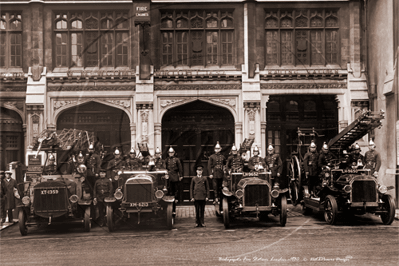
left=190, top=175, right=210, bottom=226
left=43, top=164, right=59, bottom=175
left=208, top=153, right=226, bottom=200
left=165, top=156, right=183, bottom=213
left=350, top=152, right=364, bottom=168
left=87, top=152, right=102, bottom=190
left=303, top=151, right=319, bottom=193
left=154, top=157, right=166, bottom=169
left=248, top=155, right=265, bottom=171
left=364, top=150, right=381, bottom=173
left=264, top=153, right=283, bottom=186
left=93, top=177, right=113, bottom=224
left=318, top=151, right=336, bottom=170
left=124, top=158, right=142, bottom=171
left=107, top=157, right=125, bottom=193
left=226, top=154, right=244, bottom=173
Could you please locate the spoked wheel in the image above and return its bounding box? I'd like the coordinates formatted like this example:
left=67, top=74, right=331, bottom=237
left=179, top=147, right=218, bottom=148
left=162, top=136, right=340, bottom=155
left=380, top=195, right=395, bottom=225
left=222, top=197, right=230, bottom=229
left=324, top=195, right=338, bottom=225
left=18, top=209, right=28, bottom=236
left=166, top=202, right=174, bottom=229
left=280, top=195, right=287, bottom=227
left=107, top=204, right=114, bottom=232
left=288, top=155, right=302, bottom=206
left=84, top=206, right=91, bottom=232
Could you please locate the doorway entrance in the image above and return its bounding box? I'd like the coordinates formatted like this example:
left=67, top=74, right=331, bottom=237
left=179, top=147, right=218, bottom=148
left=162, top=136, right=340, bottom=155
left=162, top=100, right=235, bottom=202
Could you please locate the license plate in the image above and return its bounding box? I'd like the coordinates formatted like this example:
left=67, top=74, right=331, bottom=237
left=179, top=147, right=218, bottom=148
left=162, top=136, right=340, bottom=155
left=130, top=202, right=148, bottom=207
left=41, top=189, right=59, bottom=195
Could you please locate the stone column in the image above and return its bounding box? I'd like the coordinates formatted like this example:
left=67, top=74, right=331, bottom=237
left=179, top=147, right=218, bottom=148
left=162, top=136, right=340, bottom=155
left=235, top=122, right=242, bottom=147
left=335, top=94, right=350, bottom=132
left=137, top=103, right=153, bottom=153
left=154, top=122, right=162, bottom=152
left=130, top=123, right=136, bottom=150
left=244, top=102, right=260, bottom=146
left=261, top=122, right=267, bottom=157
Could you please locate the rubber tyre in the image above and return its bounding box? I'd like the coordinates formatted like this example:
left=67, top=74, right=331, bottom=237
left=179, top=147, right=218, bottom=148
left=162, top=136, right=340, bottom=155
left=167, top=202, right=174, bottom=229
left=84, top=206, right=91, bottom=232
left=107, top=204, right=114, bottom=232
left=18, top=209, right=28, bottom=236
left=324, top=195, right=338, bottom=225
left=223, top=197, right=230, bottom=229
left=381, top=194, right=395, bottom=225
left=280, top=195, right=287, bottom=227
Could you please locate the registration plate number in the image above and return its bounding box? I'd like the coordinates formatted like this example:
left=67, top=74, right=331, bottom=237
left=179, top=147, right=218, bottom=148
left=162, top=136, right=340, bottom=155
left=130, top=202, right=148, bottom=207
left=41, top=189, right=59, bottom=195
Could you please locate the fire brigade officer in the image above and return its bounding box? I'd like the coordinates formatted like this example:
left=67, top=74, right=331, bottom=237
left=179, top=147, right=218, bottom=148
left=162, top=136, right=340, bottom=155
left=226, top=144, right=244, bottom=173
left=43, top=154, right=59, bottom=175
left=264, top=144, right=283, bottom=186
left=154, top=147, right=166, bottom=170
left=93, top=168, right=112, bottom=227
left=124, top=148, right=142, bottom=170
left=86, top=143, right=102, bottom=191
left=364, top=139, right=381, bottom=177
left=107, top=148, right=125, bottom=192
left=208, top=141, right=226, bottom=203
left=339, top=150, right=351, bottom=170
left=165, top=147, right=183, bottom=215
left=350, top=143, right=364, bottom=169
left=248, top=145, right=265, bottom=172
left=303, top=141, right=319, bottom=196
left=318, top=142, right=337, bottom=170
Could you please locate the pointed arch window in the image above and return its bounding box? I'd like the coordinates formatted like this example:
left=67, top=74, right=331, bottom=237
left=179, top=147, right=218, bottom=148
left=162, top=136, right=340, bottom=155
left=53, top=11, right=129, bottom=68
left=160, top=10, right=234, bottom=67
left=265, top=9, right=339, bottom=66
left=0, top=12, right=22, bottom=68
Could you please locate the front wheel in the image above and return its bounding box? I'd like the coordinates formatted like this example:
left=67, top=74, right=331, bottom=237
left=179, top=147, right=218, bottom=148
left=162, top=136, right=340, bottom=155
left=280, top=195, right=287, bottom=227
left=324, top=195, right=338, bottom=225
left=222, top=197, right=230, bottom=229
left=18, top=209, right=28, bottom=236
left=107, top=205, right=114, bottom=232
left=83, top=206, right=91, bottom=232
left=166, top=203, right=174, bottom=229
left=381, top=195, right=395, bottom=225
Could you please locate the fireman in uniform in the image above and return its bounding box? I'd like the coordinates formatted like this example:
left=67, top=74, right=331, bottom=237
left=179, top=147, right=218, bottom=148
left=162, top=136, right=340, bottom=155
left=318, top=142, right=337, bottom=170
left=248, top=145, right=265, bottom=172
left=264, top=144, right=283, bottom=187
left=226, top=144, right=244, bottom=173
left=165, top=147, right=183, bottom=215
left=43, top=154, right=59, bottom=175
left=339, top=150, right=351, bottom=170
left=364, top=139, right=381, bottom=177
left=107, top=148, right=125, bottom=193
left=124, top=148, right=142, bottom=171
left=208, top=141, right=226, bottom=203
left=350, top=143, right=364, bottom=169
left=303, top=141, right=319, bottom=196
left=93, top=168, right=112, bottom=227
left=86, top=143, right=102, bottom=192
left=154, top=147, right=166, bottom=170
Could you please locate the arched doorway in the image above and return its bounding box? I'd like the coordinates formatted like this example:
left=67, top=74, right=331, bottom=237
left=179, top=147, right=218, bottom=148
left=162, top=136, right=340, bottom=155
left=57, top=102, right=130, bottom=170
left=266, top=95, right=338, bottom=185
left=0, top=107, right=24, bottom=171
left=162, top=100, right=235, bottom=202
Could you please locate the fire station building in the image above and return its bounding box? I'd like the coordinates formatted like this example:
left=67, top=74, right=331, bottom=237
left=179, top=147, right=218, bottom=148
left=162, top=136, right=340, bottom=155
left=0, top=0, right=397, bottom=201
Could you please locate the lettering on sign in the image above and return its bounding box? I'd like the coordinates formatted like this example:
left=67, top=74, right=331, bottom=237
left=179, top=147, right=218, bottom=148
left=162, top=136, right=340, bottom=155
left=134, top=3, right=150, bottom=22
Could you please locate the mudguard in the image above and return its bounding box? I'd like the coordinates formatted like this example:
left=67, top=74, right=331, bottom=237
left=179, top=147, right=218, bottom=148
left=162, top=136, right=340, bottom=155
left=78, top=199, right=92, bottom=205
left=222, top=188, right=234, bottom=197
left=162, top=195, right=175, bottom=203
left=104, top=196, right=116, bottom=203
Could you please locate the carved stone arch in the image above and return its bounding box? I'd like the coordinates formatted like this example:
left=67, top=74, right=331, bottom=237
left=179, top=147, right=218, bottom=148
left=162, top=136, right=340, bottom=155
left=53, top=98, right=133, bottom=124
left=0, top=102, right=25, bottom=124
left=159, top=97, right=237, bottom=122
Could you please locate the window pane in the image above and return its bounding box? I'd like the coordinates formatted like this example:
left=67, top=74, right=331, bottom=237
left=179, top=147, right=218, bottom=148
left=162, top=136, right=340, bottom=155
left=71, top=20, right=82, bottom=29
left=295, top=30, right=308, bottom=65
left=221, top=31, right=233, bottom=65
left=86, top=32, right=98, bottom=67
left=1, top=20, right=6, bottom=30
left=10, top=19, right=22, bottom=30
left=266, top=31, right=278, bottom=65
left=206, top=18, right=218, bottom=28
left=281, top=31, right=293, bottom=65
left=176, top=31, right=188, bottom=65
left=71, top=33, right=83, bottom=67
left=116, top=32, right=128, bottom=66
left=101, top=32, right=113, bottom=66
left=56, top=20, right=67, bottom=29
left=56, top=33, right=67, bottom=67
left=206, top=32, right=218, bottom=64
left=191, top=31, right=203, bottom=65
left=162, top=32, right=173, bottom=65
left=0, top=34, right=5, bottom=67
left=326, top=30, right=338, bottom=64
left=310, top=30, right=323, bottom=65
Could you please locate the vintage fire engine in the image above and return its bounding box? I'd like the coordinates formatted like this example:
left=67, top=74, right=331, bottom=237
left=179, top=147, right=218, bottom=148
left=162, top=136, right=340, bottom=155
left=105, top=144, right=174, bottom=231
left=288, top=110, right=396, bottom=225
left=18, top=129, right=94, bottom=236
left=220, top=140, right=288, bottom=229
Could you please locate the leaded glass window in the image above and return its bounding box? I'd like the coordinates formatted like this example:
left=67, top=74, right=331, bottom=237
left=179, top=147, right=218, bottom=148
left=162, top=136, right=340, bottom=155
left=0, top=12, right=22, bottom=68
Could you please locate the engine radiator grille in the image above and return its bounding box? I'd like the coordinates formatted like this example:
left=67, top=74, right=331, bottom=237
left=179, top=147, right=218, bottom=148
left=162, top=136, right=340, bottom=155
left=244, top=184, right=270, bottom=206
left=125, top=183, right=152, bottom=203
left=33, top=185, right=68, bottom=218
left=351, top=180, right=377, bottom=202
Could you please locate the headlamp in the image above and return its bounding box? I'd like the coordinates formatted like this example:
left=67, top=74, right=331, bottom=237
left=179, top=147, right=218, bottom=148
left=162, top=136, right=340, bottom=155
left=69, top=194, right=79, bottom=203
left=22, top=196, right=30, bottom=206
left=235, top=189, right=244, bottom=199
left=155, top=190, right=164, bottom=199
left=343, top=185, right=351, bottom=193
left=114, top=189, right=123, bottom=200
left=378, top=185, right=387, bottom=194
